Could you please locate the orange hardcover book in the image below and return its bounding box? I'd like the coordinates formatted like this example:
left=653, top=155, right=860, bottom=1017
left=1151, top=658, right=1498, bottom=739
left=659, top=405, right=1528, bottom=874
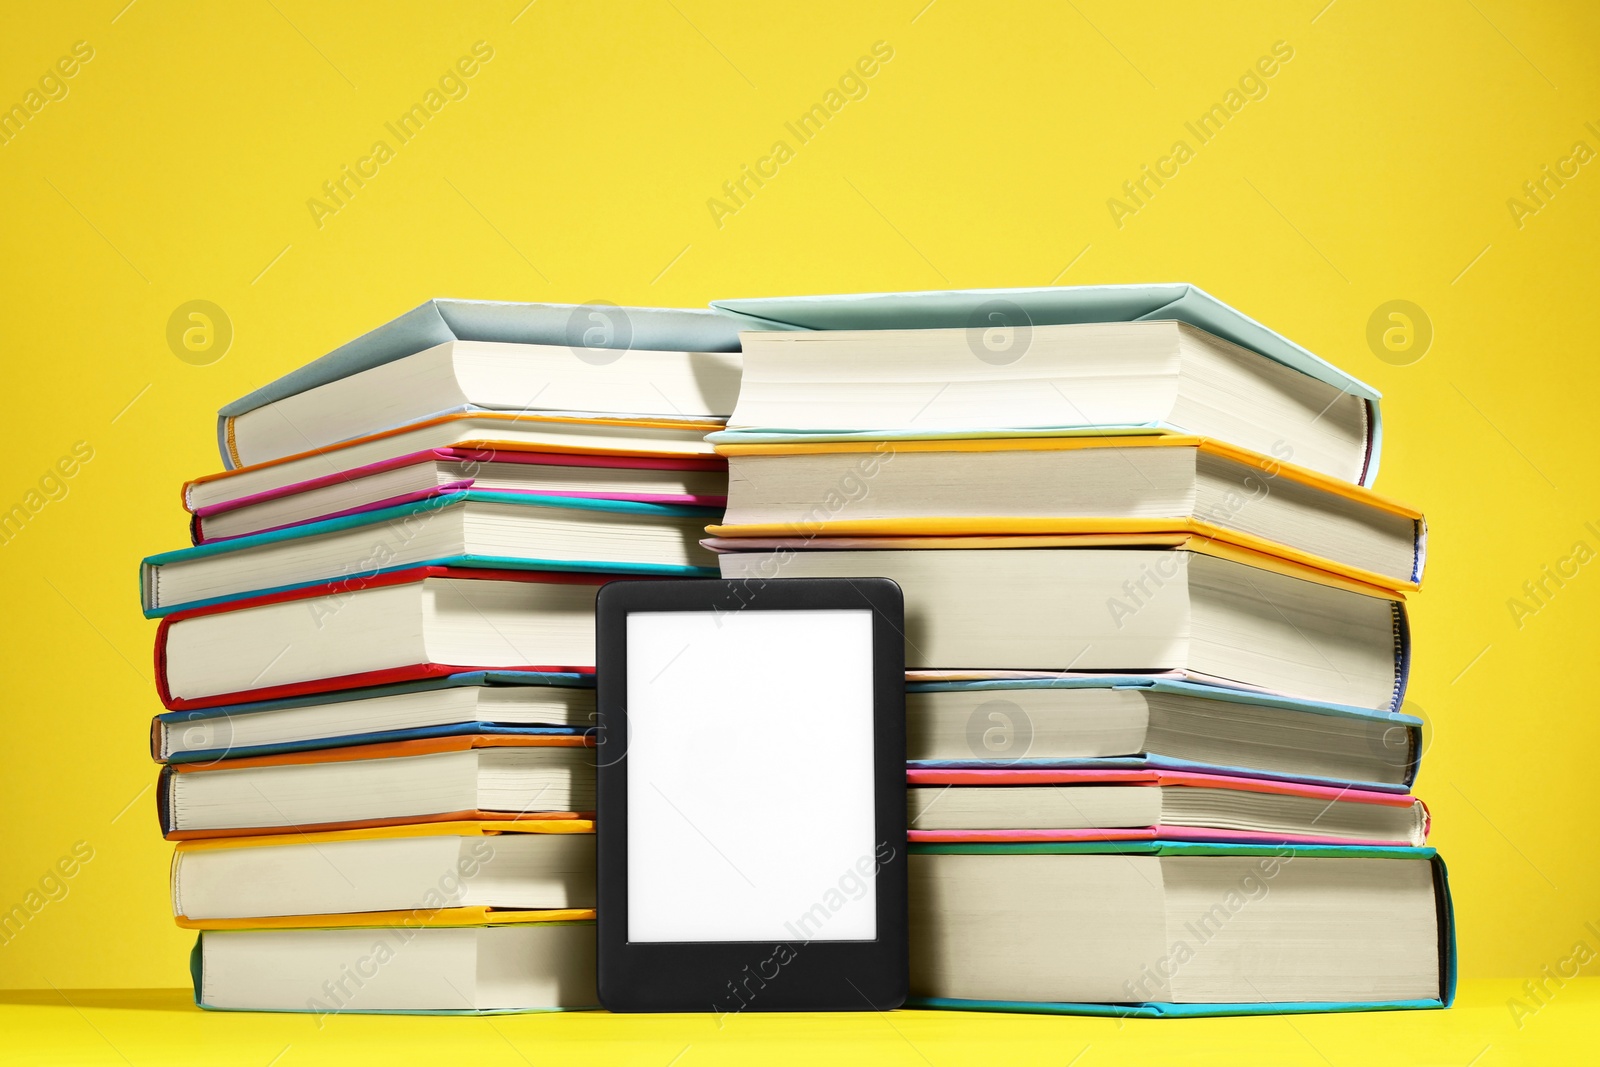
left=707, top=436, right=1425, bottom=591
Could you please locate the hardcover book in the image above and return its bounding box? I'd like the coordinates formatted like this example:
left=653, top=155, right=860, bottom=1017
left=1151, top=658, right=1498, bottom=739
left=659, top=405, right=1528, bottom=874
left=141, top=491, right=720, bottom=617
left=711, top=284, right=1382, bottom=486
left=157, top=734, right=595, bottom=840
left=154, top=568, right=613, bottom=710
left=717, top=539, right=1411, bottom=711
left=186, top=448, right=728, bottom=543
left=218, top=300, right=744, bottom=469
left=907, top=841, right=1454, bottom=1015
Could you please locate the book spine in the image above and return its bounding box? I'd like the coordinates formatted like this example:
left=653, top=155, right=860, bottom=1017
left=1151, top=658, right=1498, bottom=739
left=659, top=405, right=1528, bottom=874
left=1412, top=516, right=1428, bottom=587
left=157, top=765, right=176, bottom=836
left=154, top=616, right=175, bottom=708
left=1402, top=721, right=1422, bottom=790
left=141, top=561, right=159, bottom=615
left=1359, top=398, right=1381, bottom=487
left=189, top=934, right=204, bottom=1006
left=160, top=661, right=598, bottom=712
left=1432, top=854, right=1458, bottom=1006
left=1388, top=600, right=1412, bottom=714
left=219, top=415, right=239, bottom=471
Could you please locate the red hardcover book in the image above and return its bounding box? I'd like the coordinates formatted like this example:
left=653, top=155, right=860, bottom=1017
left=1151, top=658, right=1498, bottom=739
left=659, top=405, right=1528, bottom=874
left=153, top=565, right=624, bottom=711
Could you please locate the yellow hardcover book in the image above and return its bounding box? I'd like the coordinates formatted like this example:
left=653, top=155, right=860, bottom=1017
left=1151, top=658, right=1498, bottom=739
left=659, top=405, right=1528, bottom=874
left=177, top=907, right=595, bottom=931
left=171, top=819, right=595, bottom=854
left=171, top=821, right=596, bottom=928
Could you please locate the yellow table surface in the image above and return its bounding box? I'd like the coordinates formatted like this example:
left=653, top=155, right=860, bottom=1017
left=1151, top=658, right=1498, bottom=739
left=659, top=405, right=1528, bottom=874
left=0, top=979, right=1590, bottom=1066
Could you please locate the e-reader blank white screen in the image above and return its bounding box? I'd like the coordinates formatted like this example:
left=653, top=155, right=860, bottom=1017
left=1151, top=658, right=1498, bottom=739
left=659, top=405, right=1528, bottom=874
left=626, top=609, right=878, bottom=943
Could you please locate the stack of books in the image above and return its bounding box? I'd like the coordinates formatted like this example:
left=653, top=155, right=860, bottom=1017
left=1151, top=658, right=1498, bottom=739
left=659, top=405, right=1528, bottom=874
left=141, top=300, right=744, bottom=1013
left=705, top=285, right=1454, bottom=1016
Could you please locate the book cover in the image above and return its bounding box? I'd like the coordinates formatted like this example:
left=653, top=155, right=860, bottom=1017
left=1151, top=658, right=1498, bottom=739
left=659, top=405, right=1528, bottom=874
left=186, top=447, right=729, bottom=541
left=153, top=566, right=610, bottom=710
left=157, top=733, right=595, bottom=840
left=153, top=669, right=594, bottom=764
left=710, top=283, right=1383, bottom=486
left=217, top=300, right=744, bottom=468
left=905, top=842, right=1455, bottom=1016
left=905, top=767, right=1428, bottom=846
left=708, top=435, right=1425, bottom=590
left=905, top=674, right=1424, bottom=791
left=143, top=490, right=721, bottom=617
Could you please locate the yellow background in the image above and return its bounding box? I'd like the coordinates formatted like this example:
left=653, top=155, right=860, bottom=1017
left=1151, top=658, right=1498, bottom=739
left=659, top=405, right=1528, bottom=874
left=2, top=0, right=1598, bottom=1061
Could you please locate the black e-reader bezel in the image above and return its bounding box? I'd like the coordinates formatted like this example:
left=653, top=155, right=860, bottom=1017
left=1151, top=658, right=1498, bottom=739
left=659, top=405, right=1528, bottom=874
left=594, top=576, right=907, bottom=1013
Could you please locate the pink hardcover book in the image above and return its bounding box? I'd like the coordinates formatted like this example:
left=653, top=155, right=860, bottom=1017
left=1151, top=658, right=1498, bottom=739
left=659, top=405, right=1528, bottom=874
left=185, top=447, right=728, bottom=543
left=905, top=767, right=1430, bottom=846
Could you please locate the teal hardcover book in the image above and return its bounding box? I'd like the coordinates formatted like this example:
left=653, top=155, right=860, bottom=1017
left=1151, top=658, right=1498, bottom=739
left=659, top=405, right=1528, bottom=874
left=905, top=841, right=1454, bottom=1017
left=189, top=920, right=599, bottom=1014
left=141, top=490, right=720, bottom=617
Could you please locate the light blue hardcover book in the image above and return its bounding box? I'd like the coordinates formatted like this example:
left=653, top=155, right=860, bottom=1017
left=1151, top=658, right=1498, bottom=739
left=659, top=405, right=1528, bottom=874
left=216, top=299, right=745, bottom=468
left=906, top=675, right=1424, bottom=791
left=710, top=283, right=1383, bottom=486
